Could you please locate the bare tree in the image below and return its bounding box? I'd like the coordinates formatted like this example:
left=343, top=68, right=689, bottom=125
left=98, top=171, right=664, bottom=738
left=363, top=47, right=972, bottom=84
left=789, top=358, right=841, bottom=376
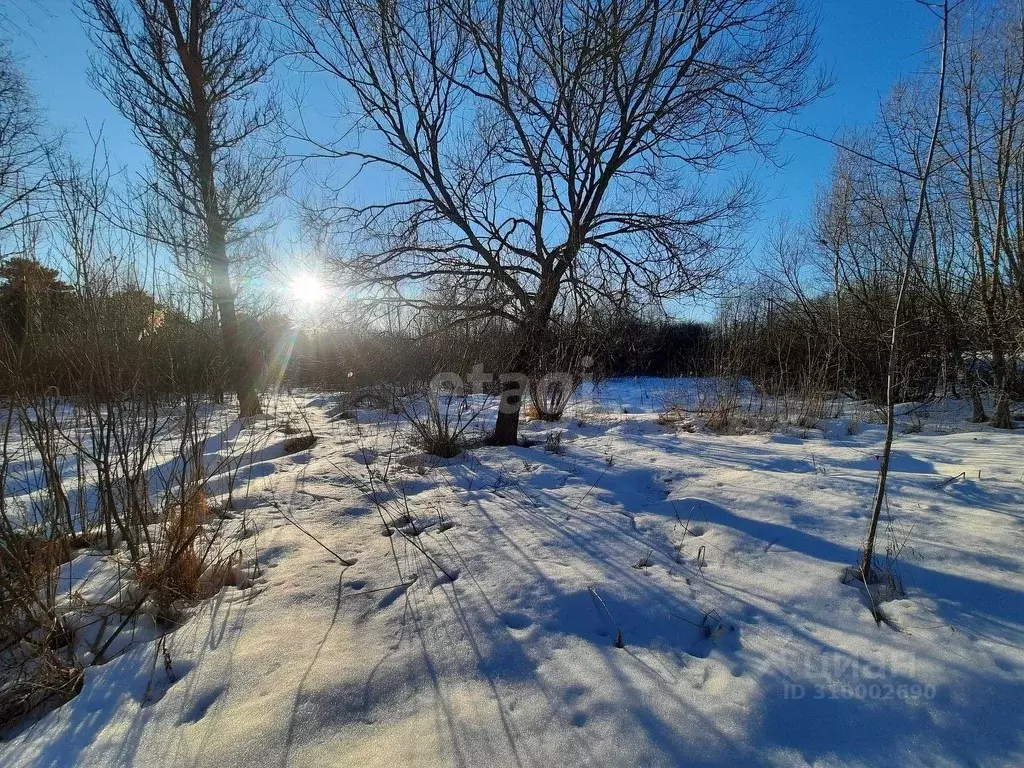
left=284, top=0, right=823, bottom=444
left=862, top=0, right=949, bottom=580
left=81, top=0, right=281, bottom=417
left=940, top=2, right=1024, bottom=429
left=0, top=43, right=51, bottom=251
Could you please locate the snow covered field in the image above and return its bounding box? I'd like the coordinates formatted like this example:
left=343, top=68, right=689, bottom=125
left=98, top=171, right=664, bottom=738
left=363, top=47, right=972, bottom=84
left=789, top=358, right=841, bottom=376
left=2, top=379, right=1023, bottom=767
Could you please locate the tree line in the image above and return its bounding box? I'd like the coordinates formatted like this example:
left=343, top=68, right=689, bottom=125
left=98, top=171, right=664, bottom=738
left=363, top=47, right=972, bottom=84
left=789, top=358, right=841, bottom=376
left=1, top=0, right=822, bottom=447
left=7, top=1, right=1022, bottom=441
left=720, top=2, right=1024, bottom=429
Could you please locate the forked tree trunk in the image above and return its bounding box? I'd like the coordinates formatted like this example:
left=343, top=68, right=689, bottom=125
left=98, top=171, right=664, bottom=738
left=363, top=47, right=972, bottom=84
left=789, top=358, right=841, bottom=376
left=990, top=347, right=1013, bottom=429
left=490, top=279, right=565, bottom=445
left=490, top=307, right=561, bottom=445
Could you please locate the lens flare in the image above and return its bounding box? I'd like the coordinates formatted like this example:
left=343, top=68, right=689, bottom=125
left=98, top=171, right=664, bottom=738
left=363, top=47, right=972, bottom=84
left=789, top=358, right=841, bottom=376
left=290, top=273, right=326, bottom=305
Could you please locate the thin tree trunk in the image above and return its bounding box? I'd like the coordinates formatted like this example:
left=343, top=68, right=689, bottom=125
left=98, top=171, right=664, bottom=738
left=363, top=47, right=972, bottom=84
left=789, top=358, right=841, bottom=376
left=990, top=346, right=1013, bottom=428
left=174, top=0, right=262, bottom=419
left=862, top=0, right=948, bottom=578
left=971, top=383, right=988, bottom=423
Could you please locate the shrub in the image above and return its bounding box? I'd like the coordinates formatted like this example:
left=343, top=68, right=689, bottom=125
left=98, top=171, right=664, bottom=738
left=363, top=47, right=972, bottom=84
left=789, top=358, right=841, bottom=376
left=406, top=390, right=482, bottom=458
left=544, top=431, right=564, bottom=454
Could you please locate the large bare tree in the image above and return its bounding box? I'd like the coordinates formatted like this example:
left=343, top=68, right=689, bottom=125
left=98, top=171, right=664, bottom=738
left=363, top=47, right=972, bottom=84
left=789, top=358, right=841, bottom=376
left=284, top=0, right=823, bottom=444
left=0, top=43, right=50, bottom=251
left=81, top=0, right=280, bottom=417
left=940, top=2, right=1024, bottom=429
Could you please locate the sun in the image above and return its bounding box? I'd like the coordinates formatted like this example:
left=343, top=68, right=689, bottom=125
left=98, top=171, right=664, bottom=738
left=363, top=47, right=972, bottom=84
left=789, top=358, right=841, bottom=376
left=290, top=273, right=327, bottom=305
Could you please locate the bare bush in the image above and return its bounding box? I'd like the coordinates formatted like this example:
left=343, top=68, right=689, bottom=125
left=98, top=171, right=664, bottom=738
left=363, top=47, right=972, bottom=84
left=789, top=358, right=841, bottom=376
left=405, top=388, right=484, bottom=459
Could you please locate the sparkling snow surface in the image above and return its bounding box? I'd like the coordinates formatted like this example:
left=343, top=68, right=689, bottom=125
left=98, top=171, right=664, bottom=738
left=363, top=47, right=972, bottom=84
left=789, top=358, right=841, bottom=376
left=2, top=379, right=1023, bottom=767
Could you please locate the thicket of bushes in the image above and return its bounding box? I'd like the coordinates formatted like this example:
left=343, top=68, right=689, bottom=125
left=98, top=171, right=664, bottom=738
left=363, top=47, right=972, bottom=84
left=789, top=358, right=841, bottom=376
left=0, top=255, right=268, bottom=728
left=715, top=272, right=1023, bottom=413
left=280, top=312, right=713, bottom=392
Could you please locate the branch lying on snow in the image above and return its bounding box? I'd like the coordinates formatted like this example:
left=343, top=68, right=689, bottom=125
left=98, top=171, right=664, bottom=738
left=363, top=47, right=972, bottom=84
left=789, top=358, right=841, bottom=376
left=935, top=472, right=965, bottom=489
left=588, top=587, right=625, bottom=649
left=323, top=456, right=458, bottom=583
left=265, top=498, right=356, bottom=567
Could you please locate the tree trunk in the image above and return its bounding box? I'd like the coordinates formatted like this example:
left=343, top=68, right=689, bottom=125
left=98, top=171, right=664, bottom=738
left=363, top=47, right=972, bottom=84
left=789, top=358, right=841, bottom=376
left=490, top=275, right=561, bottom=445
left=209, top=246, right=261, bottom=418
left=990, top=347, right=1013, bottom=429
left=490, top=332, right=533, bottom=446
left=491, top=386, right=523, bottom=446
left=179, top=25, right=262, bottom=420
left=993, top=394, right=1013, bottom=428
left=971, top=384, right=987, bottom=423
left=862, top=0, right=948, bottom=579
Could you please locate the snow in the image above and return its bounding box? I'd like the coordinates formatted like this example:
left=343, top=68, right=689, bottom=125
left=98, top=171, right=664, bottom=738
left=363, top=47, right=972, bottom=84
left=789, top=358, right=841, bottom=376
left=2, top=380, right=1023, bottom=766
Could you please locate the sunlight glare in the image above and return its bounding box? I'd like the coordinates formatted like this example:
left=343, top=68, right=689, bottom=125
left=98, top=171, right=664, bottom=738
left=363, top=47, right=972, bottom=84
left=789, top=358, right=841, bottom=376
left=290, top=273, right=327, bottom=305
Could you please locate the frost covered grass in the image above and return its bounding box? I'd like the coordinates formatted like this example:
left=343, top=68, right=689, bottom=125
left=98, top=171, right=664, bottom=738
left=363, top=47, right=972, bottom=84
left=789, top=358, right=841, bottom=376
left=1, top=379, right=1022, bottom=767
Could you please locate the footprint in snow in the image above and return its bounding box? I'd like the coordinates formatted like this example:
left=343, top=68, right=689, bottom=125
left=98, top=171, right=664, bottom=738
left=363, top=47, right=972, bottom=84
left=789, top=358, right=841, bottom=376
left=353, top=447, right=377, bottom=465
left=563, top=685, right=587, bottom=702
left=500, top=612, right=533, bottom=630
left=178, top=687, right=224, bottom=724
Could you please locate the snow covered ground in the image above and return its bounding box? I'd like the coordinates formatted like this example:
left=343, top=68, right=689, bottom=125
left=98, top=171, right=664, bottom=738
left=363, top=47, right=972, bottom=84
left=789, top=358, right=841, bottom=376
left=2, top=379, right=1023, bottom=767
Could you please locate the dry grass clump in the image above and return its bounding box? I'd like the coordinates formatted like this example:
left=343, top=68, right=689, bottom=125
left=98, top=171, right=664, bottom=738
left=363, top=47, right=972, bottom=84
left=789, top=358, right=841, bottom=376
left=544, top=431, right=564, bottom=454
left=704, top=404, right=733, bottom=433
left=407, top=392, right=480, bottom=458
left=0, top=651, right=83, bottom=730
left=0, top=532, right=87, bottom=730
left=135, top=491, right=207, bottom=619
left=134, top=491, right=243, bottom=621
left=903, top=416, right=924, bottom=434
left=283, top=433, right=317, bottom=454
left=415, top=429, right=465, bottom=459
left=0, top=530, right=70, bottom=590
left=655, top=408, right=697, bottom=432
left=279, top=418, right=304, bottom=435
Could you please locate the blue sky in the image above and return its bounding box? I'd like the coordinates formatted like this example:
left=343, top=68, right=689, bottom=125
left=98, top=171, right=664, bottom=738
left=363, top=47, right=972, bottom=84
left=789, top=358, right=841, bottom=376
left=6, top=0, right=937, bottom=318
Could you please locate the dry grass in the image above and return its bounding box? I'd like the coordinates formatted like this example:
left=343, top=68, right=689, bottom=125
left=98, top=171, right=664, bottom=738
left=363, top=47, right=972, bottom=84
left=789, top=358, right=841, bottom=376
left=544, top=431, right=564, bottom=454
left=0, top=532, right=88, bottom=730
left=705, top=405, right=733, bottom=433
left=903, top=416, right=924, bottom=434
left=0, top=653, right=84, bottom=730
left=407, top=392, right=479, bottom=458
left=136, top=490, right=248, bottom=622
left=418, top=430, right=465, bottom=459
left=283, top=433, right=317, bottom=454
left=136, top=491, right=208, bottom=619
left=655, top=408, right=697, bottom=432
left=279, top=419, right=304, bottom=435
